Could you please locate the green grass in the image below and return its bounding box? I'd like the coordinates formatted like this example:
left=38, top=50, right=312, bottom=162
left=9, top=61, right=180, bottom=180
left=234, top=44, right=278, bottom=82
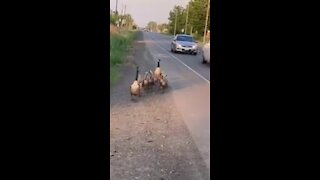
left=193, top=33, right=203, bottom=42
left=110, top=31, right=137, bottom=87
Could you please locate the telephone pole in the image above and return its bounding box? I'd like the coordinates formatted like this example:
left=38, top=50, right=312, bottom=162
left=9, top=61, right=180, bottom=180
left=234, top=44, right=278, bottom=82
left=115, top=0, right=118, bottom=15
left=124, top=5, right=127, bottom=29
left=174, top=10, right=178, bottom=36
left=185, top=4, right=189, bottom=34
left=203, top=0, right=210, bottom=43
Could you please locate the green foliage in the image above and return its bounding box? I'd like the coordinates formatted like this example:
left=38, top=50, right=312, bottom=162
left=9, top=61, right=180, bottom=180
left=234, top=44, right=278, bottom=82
left=119, top=14, right=135, bottom=30
left=167, top=0, right=210, bottom=36
left=188, top=0, right=210, bottom=35
left=157, top=23, right=169, bottom=33
left=110, top=11, right=136, bottom=30
left=110, top=14, right=117, bottom=25
left=109, top=11, right=138, bottom=86
left=110, top=31, right=137, bottom=86
left=167, top=5, right=187, bottom=34
left=147, top=21, right=158, bottom=32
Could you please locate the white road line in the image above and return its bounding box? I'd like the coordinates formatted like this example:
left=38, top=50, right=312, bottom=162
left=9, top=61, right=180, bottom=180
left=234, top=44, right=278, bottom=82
left=153, top=42, right=210, bottom=84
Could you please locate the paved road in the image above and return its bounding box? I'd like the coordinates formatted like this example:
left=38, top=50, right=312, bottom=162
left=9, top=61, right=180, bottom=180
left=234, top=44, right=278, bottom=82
left=144, top=32, right=210, bottom=82
left=143, top=31, right=211, bottom=172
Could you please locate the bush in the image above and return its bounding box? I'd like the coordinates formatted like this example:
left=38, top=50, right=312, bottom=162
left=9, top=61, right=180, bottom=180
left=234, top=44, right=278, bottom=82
left=110, top=14, right=117, bottom=25
left=110, top=31, right=137, bottom=86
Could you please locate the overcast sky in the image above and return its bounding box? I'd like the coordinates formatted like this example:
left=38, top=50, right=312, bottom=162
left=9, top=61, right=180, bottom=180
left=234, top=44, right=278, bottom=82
left=110, top=0, right=189, bottom=27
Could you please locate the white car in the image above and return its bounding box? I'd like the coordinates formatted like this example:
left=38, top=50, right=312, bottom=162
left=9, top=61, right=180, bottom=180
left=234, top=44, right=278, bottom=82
left=202, top=41, right=210, bottom=64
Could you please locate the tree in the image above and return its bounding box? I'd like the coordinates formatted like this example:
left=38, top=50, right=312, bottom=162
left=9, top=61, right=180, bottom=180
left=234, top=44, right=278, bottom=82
left=187, top=0, right=210, bottom=35
left=117, top=13, right=135, bottom=30
left=167, top=5, right=187, bottom=35
left=132, top=24, right=137, bottom=30
left=147, top=21, right=157, bottom=32
left=167, top=0, right=210, bottom=36
left=157, top=23, right=168, bottom=33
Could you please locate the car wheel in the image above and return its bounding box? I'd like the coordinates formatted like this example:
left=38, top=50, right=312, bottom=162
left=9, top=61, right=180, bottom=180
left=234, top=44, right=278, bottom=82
left=171, top=47, right=176, bottom=53
left=193, top=52, right=198, bottom=55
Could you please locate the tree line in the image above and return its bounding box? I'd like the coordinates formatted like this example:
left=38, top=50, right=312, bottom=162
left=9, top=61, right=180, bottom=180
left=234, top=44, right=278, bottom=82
left=110, top=10, right=137, bottom=30
left=147, top=0, right=210, bottom=39
left=168, top=0, right=210, bottom=36
left=146, top=21, right=169, bottom=33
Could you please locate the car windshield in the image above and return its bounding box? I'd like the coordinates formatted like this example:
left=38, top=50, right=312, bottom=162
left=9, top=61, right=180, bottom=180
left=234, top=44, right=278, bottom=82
left=176, top=36, right=194, bottom=42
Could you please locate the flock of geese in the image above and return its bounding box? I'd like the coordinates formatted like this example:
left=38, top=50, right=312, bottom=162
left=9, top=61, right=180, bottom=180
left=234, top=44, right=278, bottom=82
left=130, top=59, right=168, bottom=100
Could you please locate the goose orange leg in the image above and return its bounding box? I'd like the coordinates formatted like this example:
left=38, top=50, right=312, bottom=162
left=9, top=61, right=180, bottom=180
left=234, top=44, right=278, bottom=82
left=130, top=86, right=133, bottom=100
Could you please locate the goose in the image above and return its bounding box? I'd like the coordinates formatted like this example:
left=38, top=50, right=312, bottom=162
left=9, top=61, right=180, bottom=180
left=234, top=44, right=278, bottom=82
left=130, top=66, right=141, bottom=99
left=154, top=59, right=162, bottom=83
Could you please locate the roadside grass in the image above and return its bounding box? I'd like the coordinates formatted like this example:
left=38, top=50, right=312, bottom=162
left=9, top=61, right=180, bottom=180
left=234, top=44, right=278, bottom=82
left=110, top=30, right=137, bottom=87
left=160, top=32, right=171, bottom=36
left=193, top=34, right=209, bottom=47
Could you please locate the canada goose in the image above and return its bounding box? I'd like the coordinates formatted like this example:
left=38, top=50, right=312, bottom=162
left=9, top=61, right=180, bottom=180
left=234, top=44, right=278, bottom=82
left=159, top=72, right=168, bottom=92
left=142, top=71, right=149, bottom=89
left=154, top=59, right=161, bottom=83
left=148, top=70, right=155, bottom=85
left=130, top=66, right=141, bottom=98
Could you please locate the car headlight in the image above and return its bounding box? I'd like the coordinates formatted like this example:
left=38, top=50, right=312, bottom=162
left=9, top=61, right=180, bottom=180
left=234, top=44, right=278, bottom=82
left=192, top=45, right=197, bottom=49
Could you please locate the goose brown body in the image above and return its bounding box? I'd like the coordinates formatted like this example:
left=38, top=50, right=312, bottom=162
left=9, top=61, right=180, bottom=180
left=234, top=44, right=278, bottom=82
left=159, top=72, right=168, bottom=90
left=154, top=59, right=162, bottom=84
left=130, top=80, right=140, bottom=96
left=142, top=72, right=149, bottom=89
left=154, top=67, right=161, bottom=80
left=148, top=70, right=155, bottom=85
left=130, top=67, right=141, bottom=98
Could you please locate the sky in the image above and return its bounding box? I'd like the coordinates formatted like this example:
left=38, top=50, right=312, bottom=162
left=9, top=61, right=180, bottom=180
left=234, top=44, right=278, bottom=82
left=110, top=0, right=189, bottom=27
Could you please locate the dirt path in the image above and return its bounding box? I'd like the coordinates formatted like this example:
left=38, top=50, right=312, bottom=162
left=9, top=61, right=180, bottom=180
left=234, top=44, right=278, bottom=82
left=110, top=32, right=209, bottom=180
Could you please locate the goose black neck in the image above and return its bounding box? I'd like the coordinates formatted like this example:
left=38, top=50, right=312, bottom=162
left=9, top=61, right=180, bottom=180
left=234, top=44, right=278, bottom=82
left=135, top=68, right=139, bottom=80
left=157, top=61, right=160, bottom=67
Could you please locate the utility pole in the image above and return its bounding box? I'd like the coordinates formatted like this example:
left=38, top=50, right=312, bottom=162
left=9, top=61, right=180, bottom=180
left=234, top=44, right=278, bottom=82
left=124, top=5, right=127, bottom=29
left=174, top=10, right=178, bottom=36
left=185, top=4, right=189, bottom=34
left=203, top=0, right=210, bottom=43
left=120, top=4, right=124, bottom=27
left=116, top=0, right=119, bottom=15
